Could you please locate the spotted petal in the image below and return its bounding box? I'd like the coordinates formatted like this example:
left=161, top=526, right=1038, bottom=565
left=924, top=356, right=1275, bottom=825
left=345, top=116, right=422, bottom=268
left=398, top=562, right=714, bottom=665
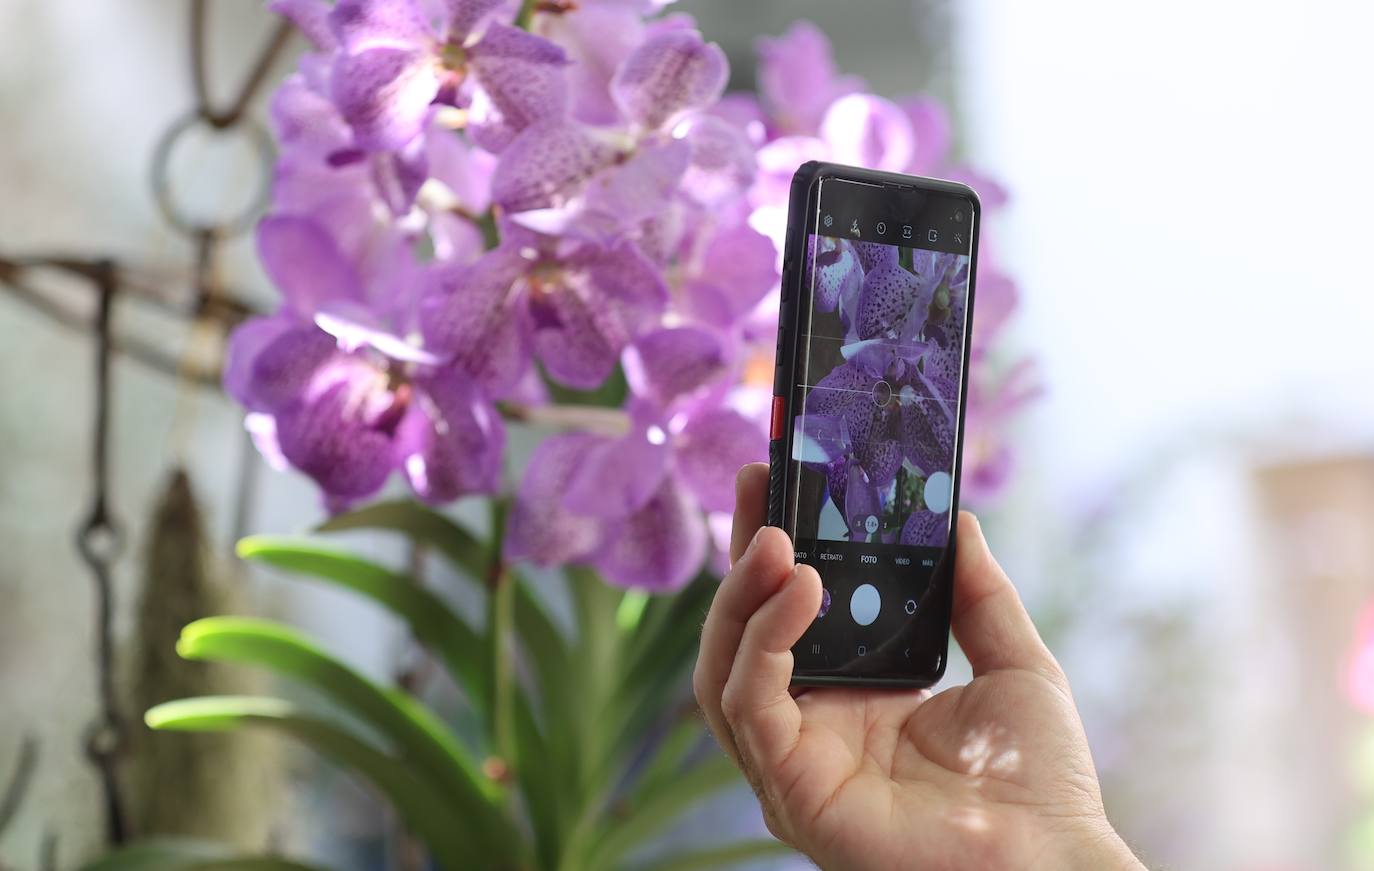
left=674, top=408, right=767, bottom=513
left=274, top=358, right=399, bottom=501
left=900, top=509, right=949, bottom=547
left=623, top=326, right=727, bottom=404
left=491, top=120, right=613, bottom=212
left=331, top=47, right=441, bottom=151
left=843, top=460, right=882, bottom=541
left=328, top=0, right=429, bottom=53
left=505, top=432, right=606, bottom=566
left=439, top=0, right=504, bottom=41
left=856, top=262, right=931, bottom=341
left=224, top=316, right=334, bottom=413
left=469, top=24, right=569, bottom=142
left=420, top=247, right=529, bottom=398
left=395, top=373, right=504, bottom=502
left=807, top=234, right=863, bottom=314
left=611, top=29, right=727, bottom=130
left=593, top=475, right=706, bottom=592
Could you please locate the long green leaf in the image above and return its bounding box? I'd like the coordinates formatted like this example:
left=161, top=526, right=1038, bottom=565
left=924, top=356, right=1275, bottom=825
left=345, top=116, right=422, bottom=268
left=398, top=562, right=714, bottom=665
left=622, top=839, right=794, bottom=871
left=235, top=536, right=492, bottom=719
left=585, top=757, right=742, bottom=869
left=308, top=502, right=569, bottom=867
left=79, top=835, right=327, bottom=871
left=144, top=699, right=473, bottom=870
left=315, top=500, right=486, bottom=581
left=629, top=714, right=706, bottom=806
left=174, top=618, right=518, bottom=861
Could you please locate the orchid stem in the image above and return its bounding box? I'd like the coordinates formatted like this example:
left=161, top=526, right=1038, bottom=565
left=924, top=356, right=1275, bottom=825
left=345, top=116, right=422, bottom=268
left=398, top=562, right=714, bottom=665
left=499, top=402, right=631, bottom=437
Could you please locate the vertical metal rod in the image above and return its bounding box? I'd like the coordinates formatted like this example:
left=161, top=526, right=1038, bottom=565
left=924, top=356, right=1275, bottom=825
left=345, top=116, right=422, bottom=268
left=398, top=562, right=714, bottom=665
left=76, top=261, right=129, bottom=845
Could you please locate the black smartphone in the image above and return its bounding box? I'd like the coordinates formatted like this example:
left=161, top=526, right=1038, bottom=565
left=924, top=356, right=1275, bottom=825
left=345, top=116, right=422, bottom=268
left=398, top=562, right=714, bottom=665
left=767, top=162, right=979, bottom=688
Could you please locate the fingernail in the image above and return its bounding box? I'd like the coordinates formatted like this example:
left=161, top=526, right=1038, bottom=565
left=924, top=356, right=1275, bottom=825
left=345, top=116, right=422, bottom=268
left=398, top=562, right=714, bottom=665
left=743, top=527, right=765, bottom=559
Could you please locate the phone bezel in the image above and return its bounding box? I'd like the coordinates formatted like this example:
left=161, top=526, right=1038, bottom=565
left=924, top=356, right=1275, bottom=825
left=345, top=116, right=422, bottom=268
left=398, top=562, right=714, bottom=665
left=769, top=161, right=982, bottom=689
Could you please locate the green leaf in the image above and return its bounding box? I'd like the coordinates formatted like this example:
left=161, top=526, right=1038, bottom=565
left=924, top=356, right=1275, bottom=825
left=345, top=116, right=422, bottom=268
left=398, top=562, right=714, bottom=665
left=622, top=839, right=794, bottom=871
left=585, top=757, right=742, bottom=870
left=173, top=618, right=519, bottom=861
left=236, top=536, right=492, bottom=721
left=315, top=500, right=487, bottom=581
left=144, top=699, right=472, bottom=870
left=609, top=575, right=717, bottom=759
left=629, top=714, right=706, bottom=806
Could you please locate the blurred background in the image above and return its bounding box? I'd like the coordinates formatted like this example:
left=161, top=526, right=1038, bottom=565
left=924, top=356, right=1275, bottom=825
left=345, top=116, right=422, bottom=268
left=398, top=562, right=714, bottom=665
left=3, top=1, right=1373, bottom=869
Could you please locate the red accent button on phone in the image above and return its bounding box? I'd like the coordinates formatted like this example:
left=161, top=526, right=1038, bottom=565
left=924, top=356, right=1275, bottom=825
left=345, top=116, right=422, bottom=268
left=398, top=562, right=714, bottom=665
left=769, top=395, right=786, bottom=440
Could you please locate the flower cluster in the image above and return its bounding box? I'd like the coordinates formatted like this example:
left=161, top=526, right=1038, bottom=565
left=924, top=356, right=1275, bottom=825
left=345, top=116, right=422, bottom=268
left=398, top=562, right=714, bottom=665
left=228, top=1, right=1030, bottom=591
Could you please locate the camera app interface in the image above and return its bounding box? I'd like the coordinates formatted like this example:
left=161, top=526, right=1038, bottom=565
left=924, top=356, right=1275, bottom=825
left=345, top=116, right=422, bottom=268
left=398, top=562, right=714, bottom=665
left=788, top=178, right=973, bottom=676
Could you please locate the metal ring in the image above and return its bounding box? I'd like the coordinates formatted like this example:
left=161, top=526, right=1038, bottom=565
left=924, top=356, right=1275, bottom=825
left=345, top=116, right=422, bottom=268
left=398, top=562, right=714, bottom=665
left=76, top=516, right=125, bottom=565
left=149, top=109, right=275, bottom=238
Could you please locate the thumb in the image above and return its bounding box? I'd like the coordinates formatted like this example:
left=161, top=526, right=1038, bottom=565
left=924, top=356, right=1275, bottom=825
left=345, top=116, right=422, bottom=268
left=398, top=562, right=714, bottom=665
left=950, top=512, right=1061, bottom=681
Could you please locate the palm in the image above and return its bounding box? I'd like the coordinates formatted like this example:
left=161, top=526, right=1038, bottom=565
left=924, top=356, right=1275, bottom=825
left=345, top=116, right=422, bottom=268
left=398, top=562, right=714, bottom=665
left=778, top=670, right=1095, bottom=871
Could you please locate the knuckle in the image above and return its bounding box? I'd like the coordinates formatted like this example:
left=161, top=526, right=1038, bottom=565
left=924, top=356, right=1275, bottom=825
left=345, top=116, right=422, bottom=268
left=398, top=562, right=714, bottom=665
left=719, top=679, right=746, bottom=725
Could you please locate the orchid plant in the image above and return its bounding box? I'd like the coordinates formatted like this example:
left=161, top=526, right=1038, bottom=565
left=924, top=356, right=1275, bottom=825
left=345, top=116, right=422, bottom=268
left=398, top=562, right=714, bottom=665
left=107, top=2, right=1033, bottom=869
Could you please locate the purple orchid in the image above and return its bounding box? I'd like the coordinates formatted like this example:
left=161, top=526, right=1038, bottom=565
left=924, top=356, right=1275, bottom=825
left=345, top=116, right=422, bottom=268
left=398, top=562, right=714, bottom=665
left=420, top=223, right=668, bottom=390
left=232, top=5, right=1030, bottom=589
left=226, top=215, right=504, bottom=509
left=325, top=0, right=570, bottom=153
left=506, top=391, right=766, bottom=591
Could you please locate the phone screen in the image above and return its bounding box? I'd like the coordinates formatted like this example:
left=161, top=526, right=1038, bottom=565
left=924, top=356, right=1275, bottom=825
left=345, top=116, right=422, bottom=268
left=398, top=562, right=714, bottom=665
left=784, top=175, right=976, bottom=682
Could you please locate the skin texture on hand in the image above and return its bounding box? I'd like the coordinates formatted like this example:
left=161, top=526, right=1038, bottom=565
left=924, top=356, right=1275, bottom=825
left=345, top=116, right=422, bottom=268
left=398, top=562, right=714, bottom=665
left=693, top=464, right=1147, bottom=871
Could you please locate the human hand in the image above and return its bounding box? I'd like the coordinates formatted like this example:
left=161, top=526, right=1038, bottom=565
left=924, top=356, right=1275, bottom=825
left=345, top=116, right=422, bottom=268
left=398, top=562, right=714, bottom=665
left=693, top=464, right=1146, bottom=871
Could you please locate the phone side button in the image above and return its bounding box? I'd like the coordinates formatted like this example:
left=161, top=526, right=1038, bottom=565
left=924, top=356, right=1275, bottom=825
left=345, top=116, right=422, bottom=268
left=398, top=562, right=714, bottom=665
left=769, top=395, right=786, bottom=440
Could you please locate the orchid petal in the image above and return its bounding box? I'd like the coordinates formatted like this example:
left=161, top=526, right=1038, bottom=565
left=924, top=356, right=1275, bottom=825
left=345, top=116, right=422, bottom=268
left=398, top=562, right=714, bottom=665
left=756, top=21, right=863, bottom=134
left=623, top=326, right=727, bottom=403
left=900, top=96, right=952, bottom=174
left=593, top=475, right=706, bottom=592
left=328, top=0, right=429, bottom=53
left=505, top=432, right=606, bottom=566
left=420, top=247, right=529, bottom=397
left=223, top=316, right=328, bottom=412
left=331, top=47, right=440, bottom=151
left=582, top=138, right=691, bottom=230
left=674, top=408, right=766, bottom=512
left=900, top=509, right=949, bottom=547
left=611, top=29, right=727, bottom=130
left=562, top=424, right=671, bottom=517
left=439, top=0, right=504, bottom=41
left=820, top=93, right=915, bottom=173
left=257, top=215, right=364, bottom=314
left=270, top=0, right=336, bottom=50
left=396, top=373, right=505, bottom=502
left=680, top=115, right=756, bottom=205
left=275, top=361, right=398, bottom=501
left=491, top=120, right=613, bottom=212
left=469, top=24, right=569, bottom=138
left=856, top=262, right=931, bottom=341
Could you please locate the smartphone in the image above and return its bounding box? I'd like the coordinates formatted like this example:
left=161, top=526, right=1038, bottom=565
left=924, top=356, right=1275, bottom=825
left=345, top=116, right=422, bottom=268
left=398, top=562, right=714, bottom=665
left=767, top=162, right=979, bottom=688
